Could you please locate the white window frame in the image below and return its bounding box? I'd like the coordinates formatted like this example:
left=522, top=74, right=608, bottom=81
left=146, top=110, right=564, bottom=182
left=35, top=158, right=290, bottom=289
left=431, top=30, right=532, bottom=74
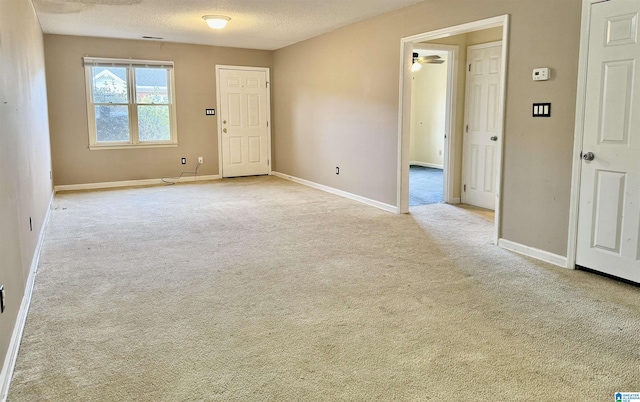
left=83, top=57, right=178, bottom=150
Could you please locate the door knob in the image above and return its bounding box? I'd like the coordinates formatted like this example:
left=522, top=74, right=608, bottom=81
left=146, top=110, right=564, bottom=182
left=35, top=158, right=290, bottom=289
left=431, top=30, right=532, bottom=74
left=490, top=136, right=498, bottom=141
left=223, top=128, right=227, bottom=133
left=582, top=151, right=595, bottom=161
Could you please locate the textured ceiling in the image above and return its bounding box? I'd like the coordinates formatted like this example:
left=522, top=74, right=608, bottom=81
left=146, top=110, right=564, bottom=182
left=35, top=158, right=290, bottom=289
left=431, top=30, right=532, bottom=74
left=33, top=0, right=427, bottom=50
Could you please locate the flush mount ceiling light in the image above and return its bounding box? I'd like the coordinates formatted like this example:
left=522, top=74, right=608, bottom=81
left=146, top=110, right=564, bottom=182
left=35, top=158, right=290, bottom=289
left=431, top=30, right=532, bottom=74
left=202, top=15, right=230, bottom=29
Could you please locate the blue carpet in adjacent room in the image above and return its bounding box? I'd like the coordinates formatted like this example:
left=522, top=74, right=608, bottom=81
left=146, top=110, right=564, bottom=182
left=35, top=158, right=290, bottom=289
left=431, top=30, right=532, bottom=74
left=410, top=165, right=443, bottom=206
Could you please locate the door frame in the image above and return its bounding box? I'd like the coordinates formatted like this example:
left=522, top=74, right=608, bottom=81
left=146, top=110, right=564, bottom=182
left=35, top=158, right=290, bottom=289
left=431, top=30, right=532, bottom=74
left=566, top=0, right=609, bottom=269
left=397, top=15, right=510, bottom=245
left=410, top=43, right=459, bottom=206
left=215, top=65, right=272, bottom=178
left=460, top=40, right=504, bottom=208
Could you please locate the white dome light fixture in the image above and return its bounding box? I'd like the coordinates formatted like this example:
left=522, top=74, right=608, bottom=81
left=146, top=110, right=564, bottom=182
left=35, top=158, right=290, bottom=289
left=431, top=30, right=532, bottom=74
left=203, top=15, right=231, bottom=29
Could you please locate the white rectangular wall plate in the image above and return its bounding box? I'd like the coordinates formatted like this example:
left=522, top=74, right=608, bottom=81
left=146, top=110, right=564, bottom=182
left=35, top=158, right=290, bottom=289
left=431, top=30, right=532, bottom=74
left=532, top=103, right=551, bottom=117
left=532, top=67, right=550, bottom=81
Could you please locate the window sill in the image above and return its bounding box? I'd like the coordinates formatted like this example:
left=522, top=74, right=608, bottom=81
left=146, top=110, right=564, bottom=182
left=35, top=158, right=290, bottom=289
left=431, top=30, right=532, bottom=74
left=89, top=143, right=178, bottom=151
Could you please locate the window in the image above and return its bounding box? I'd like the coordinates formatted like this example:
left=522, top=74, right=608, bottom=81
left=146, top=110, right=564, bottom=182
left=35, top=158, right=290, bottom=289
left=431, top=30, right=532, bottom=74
left=83, top=57, right=177, bottom=149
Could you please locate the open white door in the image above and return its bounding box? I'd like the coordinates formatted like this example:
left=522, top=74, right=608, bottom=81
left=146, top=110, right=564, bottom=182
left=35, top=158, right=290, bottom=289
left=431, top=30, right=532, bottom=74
left=461, top=42, right=502, bottom=211
left=217, top=66, right=271, bottom=178
left=575, top=0, right=640, bottom=283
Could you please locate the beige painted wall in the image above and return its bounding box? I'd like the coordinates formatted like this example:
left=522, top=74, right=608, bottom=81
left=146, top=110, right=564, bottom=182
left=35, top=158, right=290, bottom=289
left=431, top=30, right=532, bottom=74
left=44, top=35, right=272, bottom=185
left=467, top=27, right=504, bottom=46
left=272, top=0, right=581, bottom=256
left=410, top=57, right=447, bottom=167
left=0, top=0, right=53, bottom=382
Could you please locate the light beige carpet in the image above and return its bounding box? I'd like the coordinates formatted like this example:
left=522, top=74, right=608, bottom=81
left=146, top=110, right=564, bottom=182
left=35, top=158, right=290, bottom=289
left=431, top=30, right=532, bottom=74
left=8, top=176, right=640, bottom=401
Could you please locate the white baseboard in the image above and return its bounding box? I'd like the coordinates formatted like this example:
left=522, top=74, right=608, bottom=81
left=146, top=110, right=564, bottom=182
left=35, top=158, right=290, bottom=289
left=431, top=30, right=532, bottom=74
left=498, top=238, right=569, bottom=268
left=272, top=172, right=398, bottom=213
left=54, top=175, right=221, bottom=193
left=410, top=161, right=443, bottom=170
left=0, top=192, right=54, bottom=402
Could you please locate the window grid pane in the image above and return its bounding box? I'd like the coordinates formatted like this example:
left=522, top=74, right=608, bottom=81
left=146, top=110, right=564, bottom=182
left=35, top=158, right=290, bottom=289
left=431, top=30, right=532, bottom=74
left=92, top=67, right=128, bottom=104
left=95, top=105, right=130, bottom=142
left=137, top=105, right=170, bottom=142
left=135, top=68, right=170, bottom=104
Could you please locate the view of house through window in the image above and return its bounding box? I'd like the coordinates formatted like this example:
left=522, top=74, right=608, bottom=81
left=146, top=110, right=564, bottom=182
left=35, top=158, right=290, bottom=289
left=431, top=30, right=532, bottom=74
left=84, top=58, right=176, bottom=149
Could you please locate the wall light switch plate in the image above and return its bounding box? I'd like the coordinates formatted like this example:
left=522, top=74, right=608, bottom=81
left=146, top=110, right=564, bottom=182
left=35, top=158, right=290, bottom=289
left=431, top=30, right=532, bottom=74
left=533, top=103, right=551, bottom=117
left=532, top=67, right=550, bottom=81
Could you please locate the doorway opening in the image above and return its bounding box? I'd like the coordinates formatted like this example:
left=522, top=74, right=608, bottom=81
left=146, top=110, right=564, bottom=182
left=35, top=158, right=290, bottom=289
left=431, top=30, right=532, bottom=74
left=398, top=15, right=510, bottom=244
left=409, top=46, right=453, bottom=207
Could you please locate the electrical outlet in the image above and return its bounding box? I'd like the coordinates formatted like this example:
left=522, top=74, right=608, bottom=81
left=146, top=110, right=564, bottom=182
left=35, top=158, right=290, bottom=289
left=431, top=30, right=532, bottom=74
left=0, top=285, right=5, bottom=313
left=439, top=150, right=442, bottom=156
left=181, top=157, right=186, bottom=165
left=198, top=156, right=203, bottom=164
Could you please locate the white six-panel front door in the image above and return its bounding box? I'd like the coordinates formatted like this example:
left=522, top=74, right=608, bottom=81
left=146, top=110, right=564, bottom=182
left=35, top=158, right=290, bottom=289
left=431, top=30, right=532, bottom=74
left=462, top=42, right=502, bottom=210
left=576, top=0, right=640, bottom=283
left=219, top=68, right=270, bottom=178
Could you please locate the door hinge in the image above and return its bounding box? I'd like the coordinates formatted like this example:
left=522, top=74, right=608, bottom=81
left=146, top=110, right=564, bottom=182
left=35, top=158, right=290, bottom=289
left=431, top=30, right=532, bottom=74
left=468, top=63, right=471, bottom=72
left=464, top=184, right=466, bottom=192
left=267, top=121, right=269, bottom=127
left=267, top=159, right=270, bottom=166
left=465, top=125, right=468, bottom=133
left=266, top=81, right=269, bottom=88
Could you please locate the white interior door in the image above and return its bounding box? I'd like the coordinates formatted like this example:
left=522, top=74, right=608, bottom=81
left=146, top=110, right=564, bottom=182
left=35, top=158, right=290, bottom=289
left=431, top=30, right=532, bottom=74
left=462, top=42, right=502, bottom=210
left=218, top=67, right=270, bottom=178
left=576, top=0, right=640, bottom=283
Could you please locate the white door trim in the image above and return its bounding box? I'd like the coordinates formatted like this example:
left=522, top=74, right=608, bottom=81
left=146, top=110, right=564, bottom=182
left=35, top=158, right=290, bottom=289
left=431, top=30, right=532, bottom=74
left=397, top=15, right=510, bottom=245
left=215, top=65, right=272, bottom=178
left=411, top=43, right=459, bottom=205
left=567, top=0, right=613, bottom=270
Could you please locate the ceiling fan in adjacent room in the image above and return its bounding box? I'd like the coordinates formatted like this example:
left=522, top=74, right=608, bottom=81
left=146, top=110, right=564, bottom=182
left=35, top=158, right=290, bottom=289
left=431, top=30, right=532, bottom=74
left=412, top=52, right=445, bottom=72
